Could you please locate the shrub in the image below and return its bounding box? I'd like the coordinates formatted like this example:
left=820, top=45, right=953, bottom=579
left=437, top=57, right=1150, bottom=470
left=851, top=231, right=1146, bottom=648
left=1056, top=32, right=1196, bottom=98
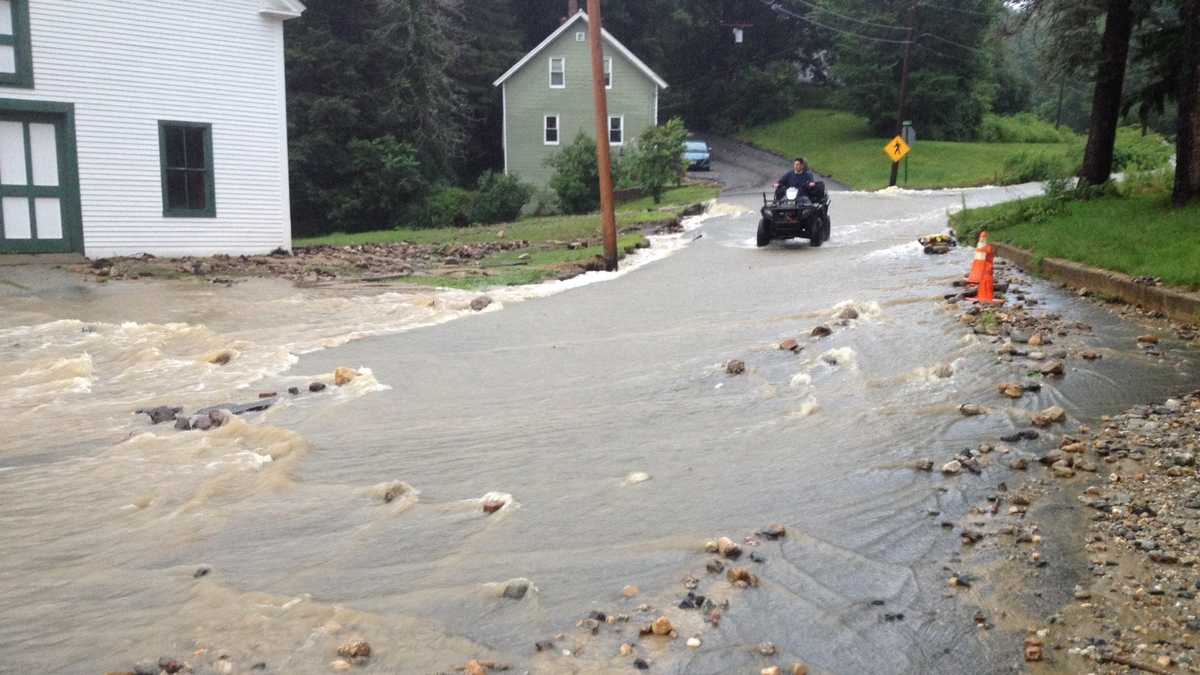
left=546, top=133, right=621, bottom=214
left=979, top=113, right=1077, bottom=144
left=999, top=149, right=1077, bottom=183
left=526, top=187, right=561, bottom=216
left=331, top=136, right=426, bottom=232
left=623, top=118, right=689, bottom=203
left=1112, top=127, right=1172, bottom=173
left=407, top=185, right=474, bottom=228
left=471, top=171, right=532, bottom=224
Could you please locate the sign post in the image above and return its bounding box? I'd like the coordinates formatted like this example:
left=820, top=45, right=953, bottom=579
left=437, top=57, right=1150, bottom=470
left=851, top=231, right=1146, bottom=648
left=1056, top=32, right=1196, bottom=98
left=901, top=121, right=916, bottom=185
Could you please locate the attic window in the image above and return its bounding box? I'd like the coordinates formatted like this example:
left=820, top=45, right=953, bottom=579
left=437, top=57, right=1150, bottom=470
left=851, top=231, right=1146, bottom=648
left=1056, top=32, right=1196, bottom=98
left=604, top=58, right=612, bottom=89
left=549, top=57, right=565, bottom=88
left=0, top=0, right=33, bottom=88
left=576, top=32, right=585, bottom=42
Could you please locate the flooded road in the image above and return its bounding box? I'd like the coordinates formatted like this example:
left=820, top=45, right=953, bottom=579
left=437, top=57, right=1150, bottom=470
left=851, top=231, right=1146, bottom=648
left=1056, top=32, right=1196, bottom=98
left=2, top=185, right=1197, bottom=675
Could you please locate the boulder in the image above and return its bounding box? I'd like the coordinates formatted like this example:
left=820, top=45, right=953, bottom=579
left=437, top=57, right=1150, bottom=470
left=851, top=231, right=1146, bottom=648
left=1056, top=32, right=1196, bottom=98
left=309, top=382, right=327, bottom=393
left=1041, top=406, right=1066, bottom=423
left=998, top=384, right=1025, bottom=399
left=942, top=460, right=963, bottom=475
left=336, top=640, right=371, bottom=662
left=717, top=537, right=742, bottom=559
left=1038, top=361, right=1065, bottom=376
left=137, top=406, right=182, bottom=425
left=726, top=567, right=759, bottom=587
left=334, top=367, right=359, bottom=386
left=651, top=616, right=673, bottom=636
left=470, top=296, right=494, bottom=312
left=836, top=306, right=859, bottom=320
left=810, top=325, right=833, bottom=338
left=725, top=359, right=746, bottom=375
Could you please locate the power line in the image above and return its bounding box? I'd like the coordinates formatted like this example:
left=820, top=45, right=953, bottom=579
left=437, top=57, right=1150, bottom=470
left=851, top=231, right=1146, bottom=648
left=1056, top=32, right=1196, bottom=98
left=771, top=0, right=908, bottom=32
left=917, top=31, right=990, bottom=55
left=762, top=1, right=913, bottom=44
left=916, top=1, right=994, bottom=17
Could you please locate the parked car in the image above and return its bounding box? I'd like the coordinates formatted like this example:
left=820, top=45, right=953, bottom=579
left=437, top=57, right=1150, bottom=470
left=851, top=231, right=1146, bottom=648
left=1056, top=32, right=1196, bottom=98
left=683, top=140, right=711, bottom=171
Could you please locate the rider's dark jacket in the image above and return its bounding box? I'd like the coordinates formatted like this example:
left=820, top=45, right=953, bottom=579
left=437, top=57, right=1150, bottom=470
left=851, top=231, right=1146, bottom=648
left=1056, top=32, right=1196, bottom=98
left=776, top=169, right=816, bottom=199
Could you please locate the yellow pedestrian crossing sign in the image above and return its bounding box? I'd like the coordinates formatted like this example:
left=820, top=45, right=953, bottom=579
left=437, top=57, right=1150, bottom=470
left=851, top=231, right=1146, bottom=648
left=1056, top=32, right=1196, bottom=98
left=884, top=135, right=911, bottom=162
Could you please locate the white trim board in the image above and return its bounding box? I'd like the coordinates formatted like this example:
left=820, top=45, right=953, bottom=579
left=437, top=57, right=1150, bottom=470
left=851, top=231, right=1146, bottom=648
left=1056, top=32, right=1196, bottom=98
left=259, top=0, right=306, bottom=19
left=492, top=12, right=668, bottom=89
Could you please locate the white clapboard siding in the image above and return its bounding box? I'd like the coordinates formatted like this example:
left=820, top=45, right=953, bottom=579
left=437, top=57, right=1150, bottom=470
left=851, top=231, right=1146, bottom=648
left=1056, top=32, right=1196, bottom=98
left=0, top=0, right=294, bottom=257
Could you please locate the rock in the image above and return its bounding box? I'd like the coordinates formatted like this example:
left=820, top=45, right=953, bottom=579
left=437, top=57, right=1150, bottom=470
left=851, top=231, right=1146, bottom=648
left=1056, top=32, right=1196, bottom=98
left=959, top=404, right=984, bottom=416
left=836, top=306, right=859, bottom=320
left=758, top=642, right=777, bottom=656
left=1028, top=334, right=1047, bottom=347
left=725, top=359, right=746, bottom=375
left=1137, top=334, right=1159, bottom=344
left=208, top=351, right=234, bottom=365
left=790, top=665, right=810, bottom=675
left=758, top=524, right=786, bottom=540
left=336, top=640, right=371, bottom=661
left=1041, top=406, right=1066, bottom=423
left=330, top=660, right=352, bottom=672
left=810, top=325, right=832, bottom=338
left=634, top=658, right=650, bottom=670
left=309, top=382, right=327, bottom=393
left=470, top=296, right=494, bottom=312
left=287, top=386, right=301, bottom=395
left=930, top=363, right=954, bottom=378
left=208, top=409, right=232, bottom=428
left=481, top=492, right=511, bottom=514
left=1080, top=350, right=1101, bottom=360
left=914, top=459, right=934, bottom=472
left=1008, top=458, right=1028, bottom=470
left=624, top=471, right=652, bottom=484
left=501, top=576, right=530, bottom=595
left=779, top=338, right=801, bottom=352
left=1073, top=585, right=1091, bottom=600
left=941, top=460, right=963, bottom=475
left=726, top=567, right=759, bottom=587
left=619, top=643, right=634, bottom=656
left=193, top=565, right=211, bottom=578
left=1039, top=361, right=1065, bottom=376
left=762, top=668, right=782, bottom=675
left=717, top=537, right=742, bottom=559
left=137, top=406, right=182, bottom=425
left=651, top=616, right=673, bottom=636
left=158, top=657, right=184, bottom=674
left=465, top=660, right=487, bottom=675
left=1052, top=461, right=1075, bottom=478
left=259, top=391, right=277, bottom=399
left=1031, top=414, right=1052, bottom=428
left=132, top=661, right=158, bottom=675
left=382, top=483, right=408, bottom=504
left=536, top=640, right=557, bottom=652
left=706, top=559, right=725, bottom=574
left=174, top=416, right=192, bottom=431
left=623, top=585, right=640, bottom=598
left=1024, top=637, right=1043, bottom=662
left=999, top=383, right=1025, bottom=399
left=334, top=367, right=359, bottom=386
left=687, top=637, right=702, bottom=649
left=190, top=414, right=213, bottom=431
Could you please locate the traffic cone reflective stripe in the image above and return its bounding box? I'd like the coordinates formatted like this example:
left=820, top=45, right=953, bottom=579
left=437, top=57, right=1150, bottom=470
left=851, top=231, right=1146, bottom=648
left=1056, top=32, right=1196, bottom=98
left=966, top=231, right=989, bottom=284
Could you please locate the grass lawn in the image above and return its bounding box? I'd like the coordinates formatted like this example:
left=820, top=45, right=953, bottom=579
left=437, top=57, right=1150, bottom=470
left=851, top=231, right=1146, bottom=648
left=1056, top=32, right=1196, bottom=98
left=951, top=190, right=1200, bottom=289
left=738, top=109, right=1075, bottom=191
left=292, top=184, right=719, bottom=290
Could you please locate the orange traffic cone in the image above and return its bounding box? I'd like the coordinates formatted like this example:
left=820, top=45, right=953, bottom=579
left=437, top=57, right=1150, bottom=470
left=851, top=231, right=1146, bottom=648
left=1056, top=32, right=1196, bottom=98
left=966, top=231, right=989, bottom=284
left=976, top=245, right=1000, bottom=305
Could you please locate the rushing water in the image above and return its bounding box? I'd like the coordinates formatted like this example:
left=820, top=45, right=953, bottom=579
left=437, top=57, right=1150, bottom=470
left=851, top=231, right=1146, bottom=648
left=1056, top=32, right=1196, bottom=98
left=1, top=187, right=1197, bottom=675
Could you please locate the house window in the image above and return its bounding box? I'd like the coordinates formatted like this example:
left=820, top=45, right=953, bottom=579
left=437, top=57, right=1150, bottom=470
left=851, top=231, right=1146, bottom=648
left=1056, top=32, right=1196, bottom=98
left=544, top=115, right=559, bottom=145
left=608, top=115, right=623, bottom=145
left=549, top=57, right=565, bottom=88
left=575, top=32, right=585, bottom=42
left=0, top=0, right=33, bottom=88
left=158, top=121, right=216, bottom=217
left=604, top=58, right=612, bottom=89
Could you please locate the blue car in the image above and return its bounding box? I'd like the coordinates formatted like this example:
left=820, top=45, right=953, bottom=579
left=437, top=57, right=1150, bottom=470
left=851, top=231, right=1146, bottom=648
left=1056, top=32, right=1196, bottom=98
left=683, top=140, right=711, bottom=171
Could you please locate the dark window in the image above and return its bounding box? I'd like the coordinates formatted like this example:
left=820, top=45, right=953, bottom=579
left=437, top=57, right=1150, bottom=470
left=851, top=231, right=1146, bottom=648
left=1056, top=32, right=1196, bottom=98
left=0, top=0, right=34, bottom=88
left=544, top=115, right=559, bottom=145
left=158, top=121, right=215, bottom=217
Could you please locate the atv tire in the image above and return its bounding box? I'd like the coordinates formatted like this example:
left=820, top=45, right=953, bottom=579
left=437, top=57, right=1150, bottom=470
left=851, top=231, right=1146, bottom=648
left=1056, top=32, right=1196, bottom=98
left=810, top=214, right=831, bottom=247
left=756, top=219, right=771, bottom=248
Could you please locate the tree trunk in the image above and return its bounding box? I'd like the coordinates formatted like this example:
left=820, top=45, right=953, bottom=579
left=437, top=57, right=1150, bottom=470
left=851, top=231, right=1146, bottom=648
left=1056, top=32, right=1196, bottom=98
left=1078, top=0, right=1134, bottom=185
left=1174, top=0, right=1200, bottom=207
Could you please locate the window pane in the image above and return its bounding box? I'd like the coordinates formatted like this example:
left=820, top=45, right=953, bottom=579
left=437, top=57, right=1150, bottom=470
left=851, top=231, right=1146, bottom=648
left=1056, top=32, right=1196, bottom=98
left=185, top=127, right=206, bottom=169
left=29, top=123, right=59, bottom=187
left=0, top=45, right=14, bottom=75
left=551, top=72, right=563, bottom=86
left=164, top=126, right=186, bottom=168
left=34, top=198, right=62, bottom=239
left=0, top=1, right=13, bottom=36
left=2, top=196, right=29, bottom=238
left=187, top=171, right=207, bottom=210
left=166, top=170, right=187, bottom=210
left=0, top=121, right=26, bottom=186
left=546, top=116, right=557, bottom=130
left=546, top=129, right=558, bottom=143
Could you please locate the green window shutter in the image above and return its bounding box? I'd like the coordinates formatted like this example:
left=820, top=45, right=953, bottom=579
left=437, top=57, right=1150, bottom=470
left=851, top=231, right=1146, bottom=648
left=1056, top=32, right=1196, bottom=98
left=158, top=121, right=216, bottom=218
left=0, top=0, right=34, bottom=88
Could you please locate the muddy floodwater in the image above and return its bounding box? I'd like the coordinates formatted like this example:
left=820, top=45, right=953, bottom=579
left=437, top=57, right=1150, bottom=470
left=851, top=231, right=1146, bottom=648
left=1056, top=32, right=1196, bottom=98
left=2, top=186, right=1197, bottom=675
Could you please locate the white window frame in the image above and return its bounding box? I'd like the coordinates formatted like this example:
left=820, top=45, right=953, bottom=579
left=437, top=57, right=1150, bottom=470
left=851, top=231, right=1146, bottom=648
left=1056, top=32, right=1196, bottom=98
left=544, top=114, right=560, bottom=146
left=608, top=115, right=624, bottom=146
left=604, top=57, right=612, bottom=89
left=549, top=57, right=565, bottom=89
left=575, top=31, right=586, bottom=42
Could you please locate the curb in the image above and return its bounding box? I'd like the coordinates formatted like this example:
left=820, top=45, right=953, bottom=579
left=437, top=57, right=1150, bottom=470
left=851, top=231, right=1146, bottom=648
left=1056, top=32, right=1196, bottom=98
left=992, top=242, right=1200, bottom=324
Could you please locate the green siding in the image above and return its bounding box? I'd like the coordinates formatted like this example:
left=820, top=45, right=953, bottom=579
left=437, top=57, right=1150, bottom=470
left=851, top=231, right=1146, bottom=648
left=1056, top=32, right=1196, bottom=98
left=503, top=23, right=659, bottom=188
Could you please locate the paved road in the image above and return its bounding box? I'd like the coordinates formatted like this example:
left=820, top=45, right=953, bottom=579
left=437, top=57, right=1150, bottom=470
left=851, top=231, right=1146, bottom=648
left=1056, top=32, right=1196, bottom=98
left=689, top=134, right=849, bottom=195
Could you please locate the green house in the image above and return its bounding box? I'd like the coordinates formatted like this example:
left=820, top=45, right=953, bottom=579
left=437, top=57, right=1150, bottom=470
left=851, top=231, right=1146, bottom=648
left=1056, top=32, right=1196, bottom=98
left=492, top=10, right=668, bottom=188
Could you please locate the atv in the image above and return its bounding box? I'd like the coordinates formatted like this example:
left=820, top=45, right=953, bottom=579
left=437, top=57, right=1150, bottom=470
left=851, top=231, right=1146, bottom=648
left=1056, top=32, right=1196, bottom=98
left=757, top=182, right=831, bottom=248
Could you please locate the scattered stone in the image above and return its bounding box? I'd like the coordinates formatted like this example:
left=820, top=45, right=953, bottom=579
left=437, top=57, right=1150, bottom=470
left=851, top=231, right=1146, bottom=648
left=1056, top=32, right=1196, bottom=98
left=535, top=640, right=556, bottom=652
left=726, top=568, right=759, bottom=587
left=758, top=642, right=777, bottom=656
left=651, top=616, right=673, bottom=636
left=836, top=306, right=860, bottom=320
left=810, top=325, right=833, bottom=338
left=706, top=559, right=725, bottom=574
left=725, top=359, right=746, bottom=375
left=618, top=643, right=633, bottom=656
left=941, top=460, right=963, bottom=475
left=779, top=338, right=801, bottom=352
left=465, top=660, right=487, bottom=675
left=1038, top=361, right=1065, bottom=376
left=157, top=657, right=184, bottom=674
left=288, top=386, right=301, bottom=395
left=336, top=640, right=371, bottom=663
left=634, top=658, right=650, bottom=670
left=1137, top=334, right=1159, bottom=344
left=914, top=459, right=934, bottom=472
left=1009, top=457, right=1028, bottom=470
left=470, top=296, right=493, bottom=312
left=717, top=537, right=742, bottom=559
left=309, top=382, right=327, bottom=393
left=193, top=566, right=211, bottom=578
left=1041, top=406, right=1066, bottom=423
left=762, top=667, right=782, bottom=675
left=623, top=585, right=639, bottom=598
left=334, top=367, right=359, bottom=386
left=758, top=524, right=787, bottom=540
left=482, top=493, right=511, bottom=514
left=687, top=637, right=702, bottom=649
left=999, top=384, right=1025, bottom=399
left=136, top=406, right=182, bottom=425
left=959, top=404, right=984, bottom=417
left=1024, top=637, right=1043, bottom=662
left=790, top=664, right=810, bottom=675
left=330, top=659, right=352, bottom=671
left=208, top=351, right=234, bottom=366
left=1080, top=350, right=1102, bottom=360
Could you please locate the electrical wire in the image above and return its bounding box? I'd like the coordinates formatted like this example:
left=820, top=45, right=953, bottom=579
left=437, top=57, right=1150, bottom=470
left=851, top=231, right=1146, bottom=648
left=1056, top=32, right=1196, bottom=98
left=916, top=31, right=990, bottom=55
left=770, top=0, right=908, bottom=32
left=761, top=1, right=914, bottom=44
left=916, top=1, right=995, bottom=18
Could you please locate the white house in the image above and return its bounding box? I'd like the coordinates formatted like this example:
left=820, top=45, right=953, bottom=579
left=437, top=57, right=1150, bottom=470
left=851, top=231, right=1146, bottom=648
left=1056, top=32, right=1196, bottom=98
left=0, top=0, right=304, bottom=258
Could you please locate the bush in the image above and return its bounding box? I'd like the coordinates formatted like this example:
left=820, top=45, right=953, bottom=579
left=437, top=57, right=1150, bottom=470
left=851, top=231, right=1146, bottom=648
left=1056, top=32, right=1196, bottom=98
left=623, top=118, right=689, bottom=203
left=526, top=187, right=561, bottom=216
left=546, top=133, right=621, bottom=214
left=471, top=171, right=532, bottom=224
left=999, top=149, right=1078, bottom=183
left=1112, top=127, right=1172, bottom=173
left=408, top=185, right=474, bottom=228
left=979, top=113, right=1077, bottom=144
left=330, top=136, right=427, bottom=232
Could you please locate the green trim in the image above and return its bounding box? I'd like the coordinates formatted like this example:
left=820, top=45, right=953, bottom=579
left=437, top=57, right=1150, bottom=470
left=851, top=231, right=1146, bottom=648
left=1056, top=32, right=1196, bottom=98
left=0, top=99, right=83, bottom=255
left=158, top=120, right=216, bottom=218
left=0, top=0, right=34, bottom=89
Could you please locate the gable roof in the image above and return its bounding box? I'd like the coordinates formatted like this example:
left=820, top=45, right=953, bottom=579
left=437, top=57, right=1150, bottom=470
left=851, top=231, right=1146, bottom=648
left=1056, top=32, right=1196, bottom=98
left=492, top=11, right=668, bottom=89
left=259, top=0, right=306, bottom=19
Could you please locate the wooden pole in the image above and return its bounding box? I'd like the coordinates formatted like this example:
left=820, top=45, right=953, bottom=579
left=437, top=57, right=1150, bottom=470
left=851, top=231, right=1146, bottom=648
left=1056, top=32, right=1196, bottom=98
left=889, top=0, right=917, bottom=187
left=586, top=0, right=618, bottom=271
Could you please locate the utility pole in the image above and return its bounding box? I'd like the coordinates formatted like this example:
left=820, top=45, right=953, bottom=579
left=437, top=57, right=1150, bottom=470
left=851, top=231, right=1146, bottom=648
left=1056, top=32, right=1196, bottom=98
left=889, top=0, right=917, bottom=187
left=587, top=0, right=618, bottom=271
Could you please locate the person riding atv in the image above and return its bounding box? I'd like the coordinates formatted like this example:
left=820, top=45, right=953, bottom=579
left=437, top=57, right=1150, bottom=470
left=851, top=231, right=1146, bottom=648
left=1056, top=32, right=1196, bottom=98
left=775, top=158, right=817, bottom=201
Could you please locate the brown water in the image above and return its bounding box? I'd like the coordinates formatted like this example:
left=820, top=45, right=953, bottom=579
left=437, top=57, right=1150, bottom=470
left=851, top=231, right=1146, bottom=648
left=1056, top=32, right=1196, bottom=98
left=1, top=187, right=1197, bottom=675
